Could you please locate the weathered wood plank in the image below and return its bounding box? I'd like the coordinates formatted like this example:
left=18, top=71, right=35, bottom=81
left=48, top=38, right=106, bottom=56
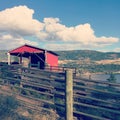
left=65, top=70, right=73, bottom=120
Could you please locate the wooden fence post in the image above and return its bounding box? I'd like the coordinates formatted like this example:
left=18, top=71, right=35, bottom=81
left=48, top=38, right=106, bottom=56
left=65, top=69, right=73, bottom=120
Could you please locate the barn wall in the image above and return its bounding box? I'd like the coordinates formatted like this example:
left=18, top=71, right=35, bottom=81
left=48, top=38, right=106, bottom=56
left=46, top=53, right=58, bottom=67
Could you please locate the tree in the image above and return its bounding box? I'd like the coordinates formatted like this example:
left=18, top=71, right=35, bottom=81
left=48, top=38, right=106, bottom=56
left=107, top=72, right=116, bottom=83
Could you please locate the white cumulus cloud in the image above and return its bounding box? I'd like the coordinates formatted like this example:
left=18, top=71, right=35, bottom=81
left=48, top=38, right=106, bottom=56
left=0, top=5, right=44, bottom=36
left=113, top=48, right=120, bottom=52
left=0, top=33, right=38, bottom=50
left=0, top=5, right=119, bottom=50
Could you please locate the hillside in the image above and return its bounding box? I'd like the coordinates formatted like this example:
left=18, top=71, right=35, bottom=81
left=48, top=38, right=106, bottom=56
left=1, top=50, right=120, bottom=73
left=56, top=50, right=120, bottom=60
left=56, top=50, right=120, bottom=73
left=1, top=50, right=120, bottom=61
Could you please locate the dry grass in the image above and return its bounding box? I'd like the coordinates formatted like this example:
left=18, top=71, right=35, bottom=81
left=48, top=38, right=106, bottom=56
left=95, top=58, right=120, bottom=64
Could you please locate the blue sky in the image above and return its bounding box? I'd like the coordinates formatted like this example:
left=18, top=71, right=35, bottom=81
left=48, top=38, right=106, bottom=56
left=0, top=0, right=120, bottom=52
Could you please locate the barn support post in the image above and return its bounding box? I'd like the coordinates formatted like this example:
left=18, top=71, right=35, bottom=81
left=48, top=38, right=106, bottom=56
left=7, top=53, right=11, bottom=65
left=65, top=69, right=73, bottom=120
left=44, top=50, right=47, bottom=63
left=38, top=61, right=40, bottom=69
left=19, top=55, right=22, bottom=64
left=28, top=55, right=31, bottom=68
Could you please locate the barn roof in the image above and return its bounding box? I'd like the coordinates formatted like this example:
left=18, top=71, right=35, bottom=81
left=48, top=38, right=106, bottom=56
left=9, top=44, right=58, bottom=56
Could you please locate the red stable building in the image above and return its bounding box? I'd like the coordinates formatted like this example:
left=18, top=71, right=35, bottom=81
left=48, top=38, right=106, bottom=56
left=8, top=44, right=59, bottom=69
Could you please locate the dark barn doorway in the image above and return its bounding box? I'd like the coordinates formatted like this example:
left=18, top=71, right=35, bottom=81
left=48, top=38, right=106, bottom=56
left=31, top=53, right=45, bottom=69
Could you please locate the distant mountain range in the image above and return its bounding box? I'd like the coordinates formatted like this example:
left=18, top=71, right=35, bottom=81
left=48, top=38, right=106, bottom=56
left=0, top=50, right=120, bottom=62
left=56, top=50, right=120, bottom=61
left=0, top=50, right=8, bottom=62
left=55, top=50, right=120, bottom=73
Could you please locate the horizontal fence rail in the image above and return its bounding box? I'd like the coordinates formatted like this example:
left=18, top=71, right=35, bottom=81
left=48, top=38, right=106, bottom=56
left=0, top=63, right=120, bottom=120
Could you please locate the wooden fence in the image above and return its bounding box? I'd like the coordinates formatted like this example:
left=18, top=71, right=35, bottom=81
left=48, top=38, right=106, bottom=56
left=29, top=61, right=77, bottom=74
left=0, top=63, right=120, bottom=120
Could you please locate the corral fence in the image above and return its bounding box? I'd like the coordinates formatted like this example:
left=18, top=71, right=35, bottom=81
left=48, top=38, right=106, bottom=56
left=0, top=62, right=120, bottom=120
left=29, top=61, right=77, bottom=75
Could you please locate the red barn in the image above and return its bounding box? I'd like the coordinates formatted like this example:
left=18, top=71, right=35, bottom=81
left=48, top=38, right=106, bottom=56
left=8, top=44, right=58, bottom=69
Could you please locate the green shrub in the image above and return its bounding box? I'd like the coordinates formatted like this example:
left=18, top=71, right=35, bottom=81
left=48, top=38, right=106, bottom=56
left=0, top=94, right=31, bottom=120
